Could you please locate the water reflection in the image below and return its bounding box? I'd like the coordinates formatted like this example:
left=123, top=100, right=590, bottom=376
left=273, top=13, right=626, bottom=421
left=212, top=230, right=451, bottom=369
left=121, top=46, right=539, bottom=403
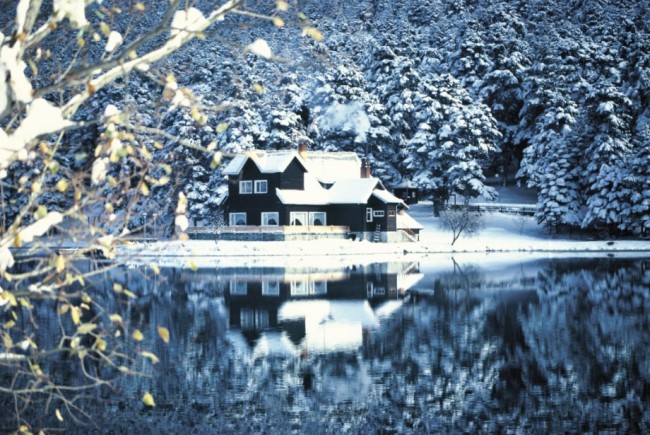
left=224, top=263, right=421, bottom=355
left=2, top=256, right=648, bottom=433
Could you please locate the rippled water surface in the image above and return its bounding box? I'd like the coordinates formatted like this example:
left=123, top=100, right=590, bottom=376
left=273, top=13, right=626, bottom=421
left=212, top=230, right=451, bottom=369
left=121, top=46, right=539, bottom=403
left=2, top=255, right=649, bottom=433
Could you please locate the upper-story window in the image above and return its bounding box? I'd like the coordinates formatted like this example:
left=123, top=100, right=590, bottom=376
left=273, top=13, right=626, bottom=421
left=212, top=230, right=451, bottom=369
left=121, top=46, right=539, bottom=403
left=254, top=180, right=268, bottom=194
left=239, top=180, right=253, bottom=194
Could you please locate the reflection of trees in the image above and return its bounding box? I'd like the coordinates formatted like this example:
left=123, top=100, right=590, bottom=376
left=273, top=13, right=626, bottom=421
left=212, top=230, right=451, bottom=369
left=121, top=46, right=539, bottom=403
left=357, top=258, right=650, bottom=433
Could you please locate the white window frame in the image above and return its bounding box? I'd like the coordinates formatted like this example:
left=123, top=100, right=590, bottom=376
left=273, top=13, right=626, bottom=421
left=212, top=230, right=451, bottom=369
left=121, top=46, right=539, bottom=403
left=261, top=212, right=279, bottom=226
left=239, top=180, right=252, bottom=194
left=229, top=212, right=247, bottom=226
left=366, top=208, right=373, bottom=222
left=291, top=280, right=308, bottom=296
left=262, top=281, right=280, bottom=296
left=254, top=179, right=268, bottom=194
left=373, top=210, right=385, bottom=218
left=290, top=212, right=307, bottom=226
left=309, top=211, right=327, bottom=226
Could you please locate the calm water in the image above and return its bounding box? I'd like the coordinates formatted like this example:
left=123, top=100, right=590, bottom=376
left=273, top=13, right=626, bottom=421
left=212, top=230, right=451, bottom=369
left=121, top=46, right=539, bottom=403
left=2, top=255, right=649, bottom=433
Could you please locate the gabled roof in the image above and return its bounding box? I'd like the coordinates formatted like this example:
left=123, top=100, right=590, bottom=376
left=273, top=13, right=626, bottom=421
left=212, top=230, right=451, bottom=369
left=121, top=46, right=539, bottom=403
left=372, top=189, right=402, bottom=204
left=326, top=178, right=382, bottom=204
left=222, top=151, right=307, bottom=176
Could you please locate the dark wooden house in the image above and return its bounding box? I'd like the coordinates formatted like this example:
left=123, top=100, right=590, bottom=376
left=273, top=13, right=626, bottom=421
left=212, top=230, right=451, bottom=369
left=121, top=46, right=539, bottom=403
left=221, top=149, right=422, bottom=242
left=393, top=179, right=420, bottom=204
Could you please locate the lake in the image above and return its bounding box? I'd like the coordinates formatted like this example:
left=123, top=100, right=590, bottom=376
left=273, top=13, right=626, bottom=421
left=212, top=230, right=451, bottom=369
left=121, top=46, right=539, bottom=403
left=2, top=254, right=649, bottom=433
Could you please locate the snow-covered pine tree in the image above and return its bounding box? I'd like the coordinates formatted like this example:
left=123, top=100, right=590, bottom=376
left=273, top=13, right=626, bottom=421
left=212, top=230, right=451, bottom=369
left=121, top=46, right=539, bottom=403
left=577, top=84, right=634, bottom=232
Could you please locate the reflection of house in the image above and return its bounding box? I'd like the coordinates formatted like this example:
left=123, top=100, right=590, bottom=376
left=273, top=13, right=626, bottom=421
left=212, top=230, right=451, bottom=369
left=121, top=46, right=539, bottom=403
left=223, top=263, right=423, bottom=353
left=220, top=147, right=422, bottom=242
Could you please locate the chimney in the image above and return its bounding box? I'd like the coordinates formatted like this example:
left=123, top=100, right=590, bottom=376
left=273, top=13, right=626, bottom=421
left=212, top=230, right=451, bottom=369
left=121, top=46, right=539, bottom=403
left=298, top=143, right=307, bottom=158
left=360, top=157, right=371, bottom=178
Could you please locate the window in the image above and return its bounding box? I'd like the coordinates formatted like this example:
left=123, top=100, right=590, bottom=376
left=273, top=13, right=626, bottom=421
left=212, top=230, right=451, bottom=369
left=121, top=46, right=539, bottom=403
left=239, top=180, right=252, bottom=194
left=254, top=180, right=268, bottom=194
left=230, top=281, right=247, bottom=295
left=309, top=212, right=326, bottom=226
left=373, top=210, right=385, bottom=218
left=290, top=212, right=307, bottom=226
left=240, top=309, right=269, bottom=330
left=366, top=208, right=373, bottom=222
left=261, top=212, right=279, bottom=226
left=291, top=280, right=308, bottom=296
left=313, top=281, right=327, bottom=295
left=388, top=210, right=396, bottom=217
left=229, top=212, right=247, bottom=226
left=262, top=281, right=280, bottom=296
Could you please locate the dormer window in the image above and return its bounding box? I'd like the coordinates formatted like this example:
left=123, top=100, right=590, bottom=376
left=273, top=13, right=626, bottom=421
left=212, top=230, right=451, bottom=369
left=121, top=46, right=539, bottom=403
left=254, top=180, right=268, bottom=194
left=239, top=180, right=253, bottom=194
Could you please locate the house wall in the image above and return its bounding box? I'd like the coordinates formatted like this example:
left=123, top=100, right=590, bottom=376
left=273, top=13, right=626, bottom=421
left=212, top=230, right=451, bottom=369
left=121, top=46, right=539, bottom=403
left=279, top=159, right=305, bottom=190
left=227, top=160, right=282, bottom=226
left=328, top=204, right=367, bottom=232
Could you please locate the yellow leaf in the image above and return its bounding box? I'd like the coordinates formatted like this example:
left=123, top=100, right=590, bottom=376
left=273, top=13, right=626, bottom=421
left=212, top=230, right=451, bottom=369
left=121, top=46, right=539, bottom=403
left=157, top=326, right=170, bottom=343
left=105, top=203, right=114, bottom=213
left=35, top=205, right=47, bottom=219
left=109, top=313, right=123, bottom=324
left=188, top=259, right=198, bottom=271
left=95, top=338, right=107, bottom=351
left=1, top=291, right=17, bottom=307
left=55, top=408, right=64, bottom=422
left=58, top=304, right=70, bottom=315
left=132, top=329, right=144, bottom=341
left=77, top=323, right=97, bottom=334
left=276, top=0, right=289, bottom=11
left=135, top=2, right=146, bottom=12
left=13, top=234, right=22, bottom=248
left=297, top=12, right=307, bottom=20
left=178, top=233, right=189, bottom=241
left=18, top=298, right=31, bottom=310
left=3, top=320, right=15, bottom=329
left=216, top=123, right=229, bottom=133
left=272, top=17, right=285, bottom=27
left=99, top=22, right=111, bottom=37
left=56, top=179, right=68, bottom=192
left=142, top=392, right=156, bottom=407
left=124, top=289, right=137, bottom=299
left=113, top=283, right=123, bottom=293
left=77, top=37, right=85, bottom=47
left=150, top=264, right=160, bottom=275
left=140, top=183, right=149, bottom=196
left=210, top=152, right=222, bottom=169
left=2, top=331, right=13, bottom=348
left=252, top=83, right=264, bottom=94
left=140, top=351, right=159, bottom=364
left=303, top=27, right=323, bottom=41
left=55, top=255, right=65, bottom=273
left=70, top=306, right=81, bottom=325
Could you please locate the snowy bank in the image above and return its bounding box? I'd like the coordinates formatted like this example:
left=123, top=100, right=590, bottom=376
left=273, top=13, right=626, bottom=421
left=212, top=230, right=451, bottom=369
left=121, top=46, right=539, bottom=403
left=117, top=203, right=650, bottom=268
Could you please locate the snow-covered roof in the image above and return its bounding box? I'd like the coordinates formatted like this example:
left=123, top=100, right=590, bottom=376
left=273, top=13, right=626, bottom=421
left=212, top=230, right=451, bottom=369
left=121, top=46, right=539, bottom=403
left=300, top=151, right=361, bottom=183
left=277, top=177, right=385, bottom=205
left=396, top=212, right=424, bottom=230
left=222, top=151, right=304, bottom=175
left=222, top=150, right=361, bottom=183
left=372, top=189, right=402, bottom=204
left=326, top=178, right=382, bottom=204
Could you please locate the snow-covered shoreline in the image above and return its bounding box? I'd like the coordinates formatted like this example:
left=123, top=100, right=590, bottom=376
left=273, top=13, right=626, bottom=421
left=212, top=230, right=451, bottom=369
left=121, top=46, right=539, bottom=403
left=116, top=206, right=650, bottom=269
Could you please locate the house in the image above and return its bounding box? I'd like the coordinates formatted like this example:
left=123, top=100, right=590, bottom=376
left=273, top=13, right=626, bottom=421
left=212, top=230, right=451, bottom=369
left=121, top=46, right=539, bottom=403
left=220, top=146, right=422, bottom=242
left=392, top=179, right=420, bottom=204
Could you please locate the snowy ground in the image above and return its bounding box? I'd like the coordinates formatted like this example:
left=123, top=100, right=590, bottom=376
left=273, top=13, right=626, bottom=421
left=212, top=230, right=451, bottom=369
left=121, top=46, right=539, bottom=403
left=118, top=198, right=650, bottom=268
